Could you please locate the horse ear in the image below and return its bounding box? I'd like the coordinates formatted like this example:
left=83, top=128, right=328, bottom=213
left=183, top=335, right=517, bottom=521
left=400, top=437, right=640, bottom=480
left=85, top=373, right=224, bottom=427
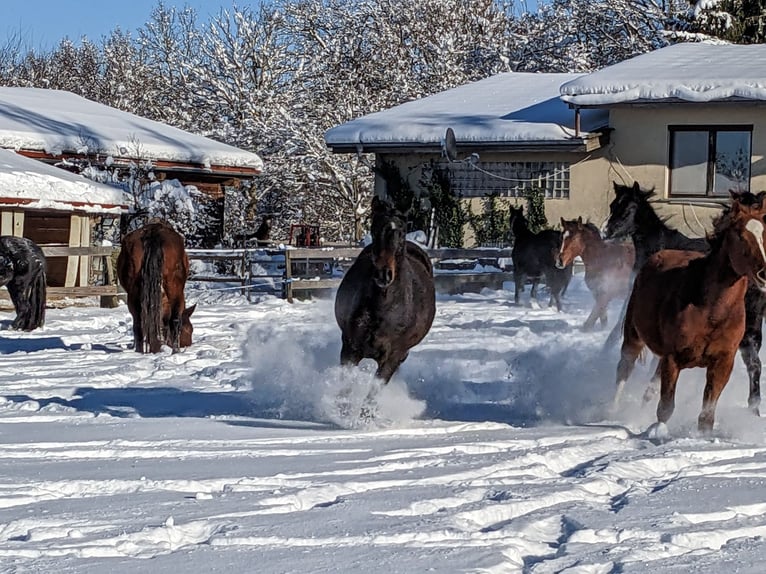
left=183, top=303, right=196, bottom=318
left=577, top=216, right=583, bottom=228
left=560, top=217, right=565, bottom=227
left=613, top=181, right=621, bottom=192
left=632, top=181, right=640, bottom=191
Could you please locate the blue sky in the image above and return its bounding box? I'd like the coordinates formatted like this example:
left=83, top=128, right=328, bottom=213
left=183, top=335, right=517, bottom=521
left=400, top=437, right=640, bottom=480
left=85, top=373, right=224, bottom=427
left=3, top=0, right=542, bottom=51
left=2, top=1, right=244, bottom=49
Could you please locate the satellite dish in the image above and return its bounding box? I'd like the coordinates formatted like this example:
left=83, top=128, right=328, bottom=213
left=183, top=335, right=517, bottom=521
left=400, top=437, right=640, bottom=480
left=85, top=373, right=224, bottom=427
left=443, top=127, right=458, bottom=162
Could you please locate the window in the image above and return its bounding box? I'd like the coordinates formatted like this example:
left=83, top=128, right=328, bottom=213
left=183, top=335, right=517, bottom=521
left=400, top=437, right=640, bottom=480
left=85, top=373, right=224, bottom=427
left=669, top=126, right=752, bottom=197
left=445, top=160, right=570, bottom=199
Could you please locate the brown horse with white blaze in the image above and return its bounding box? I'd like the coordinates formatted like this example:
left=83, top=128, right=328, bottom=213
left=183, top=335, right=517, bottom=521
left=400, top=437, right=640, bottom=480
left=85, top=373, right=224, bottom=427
left=556, top=217, right=635, bottom=330
left=613, top=192, right=766, bottom=433
left=117, top=221, right=195, bottom=353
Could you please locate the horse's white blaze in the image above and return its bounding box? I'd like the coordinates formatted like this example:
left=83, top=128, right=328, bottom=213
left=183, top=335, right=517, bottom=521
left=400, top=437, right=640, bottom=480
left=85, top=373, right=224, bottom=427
left=389, top=221, right=397, bottom=230
left=745, top=218, right=766, bottom=264
left=559, top=230, right=570, bottom=254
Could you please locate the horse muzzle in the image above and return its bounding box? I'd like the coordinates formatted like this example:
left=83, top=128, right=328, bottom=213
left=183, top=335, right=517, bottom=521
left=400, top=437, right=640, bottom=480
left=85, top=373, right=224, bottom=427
left=374, top=266, right=395, bottom=289
left=555, top=256, right=566, bottom=270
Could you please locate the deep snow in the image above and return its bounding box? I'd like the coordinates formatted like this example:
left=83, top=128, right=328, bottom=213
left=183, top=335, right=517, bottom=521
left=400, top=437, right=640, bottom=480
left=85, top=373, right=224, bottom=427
left=1, top=276, right=766, bottom=573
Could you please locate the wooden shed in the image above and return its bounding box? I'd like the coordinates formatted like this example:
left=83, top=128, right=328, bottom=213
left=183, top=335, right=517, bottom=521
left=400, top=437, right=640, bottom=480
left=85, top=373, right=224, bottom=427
left=0, top=148, right=127, bottom=295
left=0, top=87, right=264, bottom=245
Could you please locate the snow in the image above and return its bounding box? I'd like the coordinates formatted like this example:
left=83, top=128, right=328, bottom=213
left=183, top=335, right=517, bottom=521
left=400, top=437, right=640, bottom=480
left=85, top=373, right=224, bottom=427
left=560, top=43, right=766, bottom=106
left=325, top=73, right=609, bottom=149
left=0, top=88, right=264, bottom=171
left=2, top=276, right=766, bottom=572
left=0, top=148, right=126, bottom=212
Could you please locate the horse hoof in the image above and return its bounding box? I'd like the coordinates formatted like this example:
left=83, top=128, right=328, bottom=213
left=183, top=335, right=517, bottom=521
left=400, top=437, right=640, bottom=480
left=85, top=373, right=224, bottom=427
left=645, top=422, right=670, bottom=442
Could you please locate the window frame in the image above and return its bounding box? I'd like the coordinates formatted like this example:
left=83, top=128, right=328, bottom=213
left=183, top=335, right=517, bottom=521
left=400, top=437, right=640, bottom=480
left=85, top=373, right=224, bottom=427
left=668, top=124, right=753, bottom=198
left=444, top=160, right=571, bottom=200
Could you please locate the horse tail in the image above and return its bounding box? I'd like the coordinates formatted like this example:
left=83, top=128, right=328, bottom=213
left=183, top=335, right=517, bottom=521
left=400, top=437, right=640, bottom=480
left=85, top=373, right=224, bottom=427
left=140, top=228, right=164, bottom=353
left=28, top=256, right=47, bottom=329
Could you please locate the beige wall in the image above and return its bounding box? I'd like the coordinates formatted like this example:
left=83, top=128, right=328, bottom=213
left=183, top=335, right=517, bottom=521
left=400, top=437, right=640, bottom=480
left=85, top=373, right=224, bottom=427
left=605, top=105, right=766, bottom=236
left=375, top=150, right=613, bottom=247
left=374, top=105, right=766, bottom=246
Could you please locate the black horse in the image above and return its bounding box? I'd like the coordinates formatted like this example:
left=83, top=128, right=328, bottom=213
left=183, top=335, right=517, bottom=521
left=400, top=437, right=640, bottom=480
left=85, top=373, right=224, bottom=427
left=234, top=216, right=273, bottom=247
left=604, top=181, right=765, bottom=415
left=334, top=196, right=436, bottom=383
left=509, top=206, right=572, bottom=311
left=0, top=236, right=47, bottom=331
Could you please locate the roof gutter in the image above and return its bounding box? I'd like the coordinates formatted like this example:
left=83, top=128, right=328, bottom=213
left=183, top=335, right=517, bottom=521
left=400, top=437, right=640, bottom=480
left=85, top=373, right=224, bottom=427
left=327, top=136, right=604, bottom=155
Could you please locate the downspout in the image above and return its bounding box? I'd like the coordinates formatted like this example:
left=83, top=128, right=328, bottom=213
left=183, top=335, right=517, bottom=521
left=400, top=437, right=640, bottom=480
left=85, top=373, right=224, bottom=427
left=574, top=107, right=581, bottom=137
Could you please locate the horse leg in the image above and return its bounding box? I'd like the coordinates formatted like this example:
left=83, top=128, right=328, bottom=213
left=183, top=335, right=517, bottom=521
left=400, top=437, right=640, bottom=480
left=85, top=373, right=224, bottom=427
left=376, top=352, right=407, bottom=384
left=514, top=270, right=525, bottom=305
left=7, top=279, right=30, bottom=330
left=656, top=356, right=680, bottom=424
left=698, top=354, right=736, bottom=433
left=739, top=288, right=764, bottom=415
left=642, top=356, right=661, bottom=404
left=612, top=320, right=643, bottom=411
left=340, top=337, right=363, bottom=366
left=583, top=296, right=605, bottom=331
left=127, top=294, right=144, bottom=353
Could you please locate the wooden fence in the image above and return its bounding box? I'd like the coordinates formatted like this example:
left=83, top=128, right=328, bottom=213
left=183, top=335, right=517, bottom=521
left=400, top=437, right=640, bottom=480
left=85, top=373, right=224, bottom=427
left=1, top=244, right=524, bottom=307
left=186, top=246, right=516, bottom=302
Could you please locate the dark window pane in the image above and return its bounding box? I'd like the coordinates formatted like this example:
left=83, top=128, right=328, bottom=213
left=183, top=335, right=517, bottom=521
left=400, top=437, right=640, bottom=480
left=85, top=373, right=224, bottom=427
left=670, top=131, right=708, bottom=195
left=714, top=131, right=751, bottom=195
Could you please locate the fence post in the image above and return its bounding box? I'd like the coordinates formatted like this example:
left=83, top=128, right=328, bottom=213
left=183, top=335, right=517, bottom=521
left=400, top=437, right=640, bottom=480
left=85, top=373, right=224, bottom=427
left=284, top=248, right=293, bottom=303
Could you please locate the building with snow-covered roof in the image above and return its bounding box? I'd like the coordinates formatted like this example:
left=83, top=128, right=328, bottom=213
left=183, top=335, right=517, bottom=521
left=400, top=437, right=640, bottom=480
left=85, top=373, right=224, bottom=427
left=561, top=42, right=766, bottom=232
left=0, top=87, right=264, bottom=248
left=325, top=72, right=613, bottom=245
left=327, top=44, right=766, bottom=246
left=0, top=147, right=128, bottom=297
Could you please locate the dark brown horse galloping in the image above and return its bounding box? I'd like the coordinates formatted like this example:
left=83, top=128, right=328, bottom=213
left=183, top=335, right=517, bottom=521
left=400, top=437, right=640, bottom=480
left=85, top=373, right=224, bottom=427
left=612, top=192, right=766, bottom=433
left=556, top=217, right=635, bottom=330
left=117, top=221, right=195, bottom=353
left=0, top=236, right=47, bottom=331
left=334, top=196, right=436, bottom=383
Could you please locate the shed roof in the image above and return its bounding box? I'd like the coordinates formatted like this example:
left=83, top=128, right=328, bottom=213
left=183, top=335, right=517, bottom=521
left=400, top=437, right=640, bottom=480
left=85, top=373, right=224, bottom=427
left=560, top=43, right=766, bottom=107
left=0, top=87, right=263, bottom=175
left=325, top=72, right=609, bottom=153
left=0, top=148, right=127, bottom=213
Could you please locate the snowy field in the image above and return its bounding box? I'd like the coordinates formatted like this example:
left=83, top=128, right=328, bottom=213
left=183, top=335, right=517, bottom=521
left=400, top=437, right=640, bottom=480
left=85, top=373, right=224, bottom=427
left=2, top=275, right=766, bottom=573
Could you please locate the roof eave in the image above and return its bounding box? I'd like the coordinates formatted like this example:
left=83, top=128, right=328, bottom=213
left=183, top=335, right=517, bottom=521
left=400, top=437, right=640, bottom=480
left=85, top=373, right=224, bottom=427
left=565, top=97, right=766, bottom=109
left=327, top=135, right=604, bottom=155
left=16, top=149, right=262, bottom=177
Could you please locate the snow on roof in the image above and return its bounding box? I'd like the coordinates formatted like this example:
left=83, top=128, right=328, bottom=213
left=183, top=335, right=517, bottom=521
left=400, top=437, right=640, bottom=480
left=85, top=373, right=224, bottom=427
left=0, top=87, right=264, bottom=171
left=0, top=148, right=127, bottom=213
left=325, top=73, right=608, bottom=150
left=560, top=43, right=766, bottom=106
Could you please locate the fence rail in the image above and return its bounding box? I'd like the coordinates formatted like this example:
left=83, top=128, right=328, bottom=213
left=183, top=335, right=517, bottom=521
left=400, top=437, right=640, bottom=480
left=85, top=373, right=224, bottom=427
left=1, top=244, right=525, bottom=308
left=186, top=245, right=516, bottom=302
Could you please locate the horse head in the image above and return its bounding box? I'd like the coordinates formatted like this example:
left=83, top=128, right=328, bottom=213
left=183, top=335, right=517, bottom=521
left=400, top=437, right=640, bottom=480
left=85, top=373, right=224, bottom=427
left=370, top=196, right=407, bottom=289
left=556, top=217, right=585, bottom=269
left=179, top=303, right=196, bottom=348
left=508, top=205, right=526, bottom=239
left=604, top=181, right=653, bottom=239
left=723, top=191, right=766, bottom=292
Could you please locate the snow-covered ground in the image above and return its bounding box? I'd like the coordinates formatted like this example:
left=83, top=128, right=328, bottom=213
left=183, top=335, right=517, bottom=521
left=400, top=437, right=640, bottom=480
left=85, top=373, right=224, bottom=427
left=1, top=275, right=766, bottom=573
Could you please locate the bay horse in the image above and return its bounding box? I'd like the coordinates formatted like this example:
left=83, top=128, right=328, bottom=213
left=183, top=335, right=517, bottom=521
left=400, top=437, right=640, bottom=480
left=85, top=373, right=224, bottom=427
left=509, top=206, right=571, bottom=310
left=0, top=236, right=46, bottom=331
left=612, top=192, right=766, bottom=433
left=117, top=221, right=195, bottom=354
left=334, top=196, right=435, bottom=383
left=605, top=181, right=766, bottom=415
left=556, top=217, right=635, bottom=330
